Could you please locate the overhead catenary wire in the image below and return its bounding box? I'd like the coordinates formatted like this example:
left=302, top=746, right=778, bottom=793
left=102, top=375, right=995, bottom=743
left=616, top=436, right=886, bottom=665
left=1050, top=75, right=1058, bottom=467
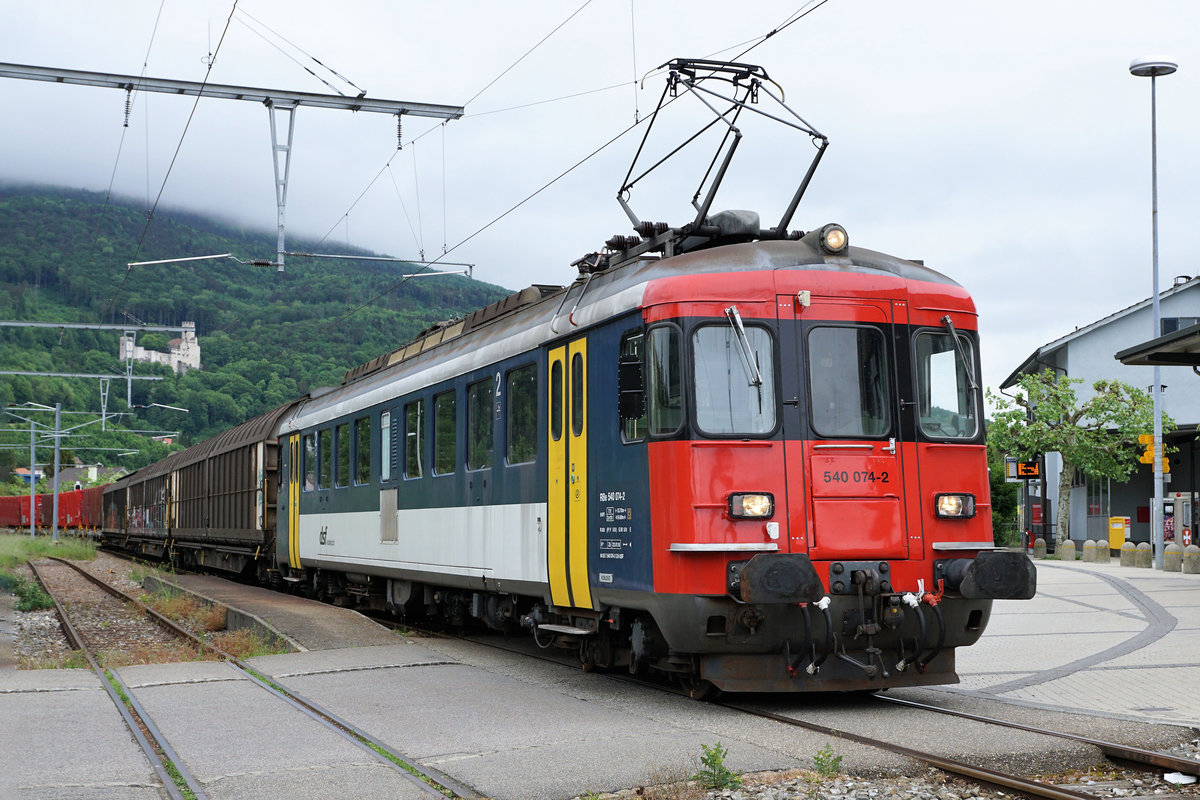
left=235, top=7, right=365, bottom=96
left=301, top=2, right=839, bottom=331
left=464, top=0, right=596, bottom=108
left=99, top=0, right=241, bottom=325
left=82, top=0, right=167, bottom=274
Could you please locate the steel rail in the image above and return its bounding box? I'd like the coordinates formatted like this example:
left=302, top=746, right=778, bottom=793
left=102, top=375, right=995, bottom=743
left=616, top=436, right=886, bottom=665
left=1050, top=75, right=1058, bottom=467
left=28, top=559, right=202, bottom=800
left=52, top=557, right=471, bottom=800
left=720, top=700, right=1098, bottom=800
left=875, top=694, right=1200, bottom=778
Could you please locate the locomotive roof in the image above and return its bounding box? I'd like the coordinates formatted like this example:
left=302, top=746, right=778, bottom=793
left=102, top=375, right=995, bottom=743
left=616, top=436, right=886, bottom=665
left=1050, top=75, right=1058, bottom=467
left=283, top=234, right=966, bottom=433
left=338, top=234, right=959, bottom=385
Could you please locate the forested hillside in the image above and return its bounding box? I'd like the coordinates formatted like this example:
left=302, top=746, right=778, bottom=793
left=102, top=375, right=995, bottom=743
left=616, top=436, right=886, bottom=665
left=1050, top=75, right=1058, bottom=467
left=0, top=185, right=512, bottom=480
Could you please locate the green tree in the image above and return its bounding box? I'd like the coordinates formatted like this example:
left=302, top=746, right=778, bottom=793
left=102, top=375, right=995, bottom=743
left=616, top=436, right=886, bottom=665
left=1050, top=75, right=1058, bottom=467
left=986, top=437, right=1020, bottom=546
left=987, top=370, right=1172, bottom=544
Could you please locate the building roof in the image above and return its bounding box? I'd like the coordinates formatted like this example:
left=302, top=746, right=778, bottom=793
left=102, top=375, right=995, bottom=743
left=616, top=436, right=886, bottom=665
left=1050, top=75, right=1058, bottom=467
left=1000, top=276, right=1200, bottom=389
left=1115, top=321, right=1200, bottom=367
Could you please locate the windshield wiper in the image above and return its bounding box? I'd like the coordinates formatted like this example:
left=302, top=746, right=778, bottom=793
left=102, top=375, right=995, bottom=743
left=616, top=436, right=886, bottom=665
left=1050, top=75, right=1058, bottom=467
left=725, top=305, right=763, bottom=388
left=940, top=315, right=978, bottom=392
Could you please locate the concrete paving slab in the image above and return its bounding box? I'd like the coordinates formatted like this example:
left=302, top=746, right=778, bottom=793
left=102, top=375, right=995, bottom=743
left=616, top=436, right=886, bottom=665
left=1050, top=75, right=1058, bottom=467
left=119, top=659, right=244, bottom=688
left=935, top=559, right=1200, bottom=727
left=249, top=641, right=454, bottom=678
left=0, top=666, right=103, bottom=692
left=0, top=672, right=163, bottom=799
left=268, top=659, right=796, bottom=799
left=116, top=660, right=431, bottom=800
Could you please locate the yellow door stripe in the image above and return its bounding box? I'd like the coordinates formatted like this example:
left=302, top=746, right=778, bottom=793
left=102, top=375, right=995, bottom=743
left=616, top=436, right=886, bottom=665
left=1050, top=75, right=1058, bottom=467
left=547, top=346, right=571, bottom=606
left=289, top=435, right=301, bottom=568
left=567, top=338, right=592, bottom=609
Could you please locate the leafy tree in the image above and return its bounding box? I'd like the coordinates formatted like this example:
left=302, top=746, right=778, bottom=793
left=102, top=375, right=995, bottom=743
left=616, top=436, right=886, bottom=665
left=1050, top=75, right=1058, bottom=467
left=986, top=437, right=1020, bottom=546
left=987, top=370, right=1172, bottom=544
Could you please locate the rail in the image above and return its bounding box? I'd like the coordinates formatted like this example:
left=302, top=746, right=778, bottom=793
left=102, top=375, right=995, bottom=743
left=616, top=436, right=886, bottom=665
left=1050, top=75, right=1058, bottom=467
left=34, top=557, right=474, bottom=800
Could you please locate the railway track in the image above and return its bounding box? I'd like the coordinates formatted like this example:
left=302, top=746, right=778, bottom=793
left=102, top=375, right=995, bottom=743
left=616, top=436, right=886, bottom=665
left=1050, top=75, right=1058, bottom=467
left=29, top=557, right=479, bottom=800
left=394, top=621, right=1200, bottom=800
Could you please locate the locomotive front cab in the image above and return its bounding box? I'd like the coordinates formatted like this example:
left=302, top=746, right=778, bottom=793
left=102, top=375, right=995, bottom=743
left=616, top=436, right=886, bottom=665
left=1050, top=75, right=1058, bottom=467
left=633, top=240, right=1035, bottom=692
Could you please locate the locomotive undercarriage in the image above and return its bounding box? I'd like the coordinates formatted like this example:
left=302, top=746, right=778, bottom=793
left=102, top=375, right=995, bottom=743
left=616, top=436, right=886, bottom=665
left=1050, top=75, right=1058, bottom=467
left=104, top=532, right=1031, bottom=696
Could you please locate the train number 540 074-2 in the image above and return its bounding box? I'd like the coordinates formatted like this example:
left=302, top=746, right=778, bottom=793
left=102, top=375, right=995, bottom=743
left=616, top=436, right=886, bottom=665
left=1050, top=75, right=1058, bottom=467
left=823, top=470, right=889, bottom=484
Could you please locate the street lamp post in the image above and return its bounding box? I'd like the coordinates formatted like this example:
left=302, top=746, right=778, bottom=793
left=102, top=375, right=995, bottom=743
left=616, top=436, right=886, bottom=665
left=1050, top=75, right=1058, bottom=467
left=1129, top=56, right=1177, bottom=571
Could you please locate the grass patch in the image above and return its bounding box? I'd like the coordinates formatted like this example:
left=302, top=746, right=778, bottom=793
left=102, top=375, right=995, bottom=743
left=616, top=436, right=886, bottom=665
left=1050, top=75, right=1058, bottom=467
left=96, top=640, right=208, bottom=668
left=209, top=628, right=291, bottom=659
left=20, top=650, right=90, bottom=670
left=139, top=581, right=292, bottom=659
left=0, top=533, right=96, bottom=571
left=2, top=571, right=55, bottom=611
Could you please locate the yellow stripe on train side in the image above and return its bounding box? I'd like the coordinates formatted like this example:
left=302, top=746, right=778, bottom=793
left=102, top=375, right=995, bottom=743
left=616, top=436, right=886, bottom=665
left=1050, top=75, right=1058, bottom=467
left=547, top=345, right=571, bottom=607
left=566, top=337, right=592, bottom=609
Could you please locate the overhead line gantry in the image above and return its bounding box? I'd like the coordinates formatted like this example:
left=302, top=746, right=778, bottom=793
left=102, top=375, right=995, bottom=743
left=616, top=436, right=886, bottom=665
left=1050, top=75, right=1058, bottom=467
left=0, top=61, right=465, bottom=271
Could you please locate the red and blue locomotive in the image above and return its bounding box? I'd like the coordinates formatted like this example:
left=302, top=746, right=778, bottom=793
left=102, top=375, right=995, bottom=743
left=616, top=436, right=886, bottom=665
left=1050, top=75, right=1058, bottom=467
left=102, top=59, right=1035, bottom=694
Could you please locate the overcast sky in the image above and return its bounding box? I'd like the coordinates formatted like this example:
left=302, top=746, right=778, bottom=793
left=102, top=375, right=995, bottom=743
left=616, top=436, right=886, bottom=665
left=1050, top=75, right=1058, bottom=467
left=2, top=0, right=1197, bottom=395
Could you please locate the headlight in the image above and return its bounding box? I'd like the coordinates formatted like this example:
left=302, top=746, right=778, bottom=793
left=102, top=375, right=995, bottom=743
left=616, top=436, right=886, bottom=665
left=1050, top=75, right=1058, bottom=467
left=820, top=223, right=848, bottom=255
left=935, top=493, right=976, bottom=519
left=729, top=492, right=774, bottom=519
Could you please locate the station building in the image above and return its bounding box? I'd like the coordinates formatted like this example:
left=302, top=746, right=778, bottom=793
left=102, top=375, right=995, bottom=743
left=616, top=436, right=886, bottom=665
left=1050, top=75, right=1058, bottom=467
left=999, top=276, right=1200, bottom=549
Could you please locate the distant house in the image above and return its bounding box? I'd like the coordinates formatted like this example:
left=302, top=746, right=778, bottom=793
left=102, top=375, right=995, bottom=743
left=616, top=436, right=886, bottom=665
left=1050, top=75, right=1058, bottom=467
left=11, top=466, right=45, bottom=485
left=56, top=463, right=129, bottom=490
left=999, top=276, right=1199, bottom=547
left=119, top=321, right=201, bottom=374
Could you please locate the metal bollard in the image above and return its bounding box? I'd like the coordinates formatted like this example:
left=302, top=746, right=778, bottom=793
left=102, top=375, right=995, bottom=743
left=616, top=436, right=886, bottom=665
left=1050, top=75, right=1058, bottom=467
left=1081, top=540, right=1096, bottom=562
left=1094, top=539, right=1110, bottom=564
left=1135, top=541, right=1153, bottom=568
left=1120, top=541, right=1137, bottom=567
left=1033, top=537, right=1047, bottom=559
left=1183, top=545, right=1200, bottom=575
left=1164, top=542, right=1183, bottom=572
left=1059, top=539, right=1076, bottom=561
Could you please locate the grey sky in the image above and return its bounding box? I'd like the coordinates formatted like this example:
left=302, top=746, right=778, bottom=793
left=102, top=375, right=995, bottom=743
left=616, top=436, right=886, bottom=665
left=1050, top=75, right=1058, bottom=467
left=2, top=1, right=1197, bottom=396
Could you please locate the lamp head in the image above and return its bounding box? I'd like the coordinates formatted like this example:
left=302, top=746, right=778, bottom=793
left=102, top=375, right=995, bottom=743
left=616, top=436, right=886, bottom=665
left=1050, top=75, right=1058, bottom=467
left=1130, top=57, right=1178, bottom=78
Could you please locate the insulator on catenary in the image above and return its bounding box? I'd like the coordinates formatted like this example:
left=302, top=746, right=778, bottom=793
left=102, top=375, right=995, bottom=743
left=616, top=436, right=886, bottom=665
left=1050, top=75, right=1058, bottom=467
left=396, top=115, right=403, bottom=150
left=634, top=221, right=670, bottom=238
left=605, top=234, right=642, bottom=251
left=123, top=88, right=132, bottom=128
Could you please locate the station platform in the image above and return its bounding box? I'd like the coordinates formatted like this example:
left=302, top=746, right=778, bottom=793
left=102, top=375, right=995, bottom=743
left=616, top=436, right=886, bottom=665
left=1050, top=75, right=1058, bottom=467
left=945, top=557, right=1200, bottom=728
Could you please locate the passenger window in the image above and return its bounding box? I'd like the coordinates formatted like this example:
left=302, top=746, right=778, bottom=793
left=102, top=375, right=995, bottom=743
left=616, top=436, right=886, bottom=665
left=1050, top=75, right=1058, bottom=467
left=467, top=379, right=494, bottom=470
left=302, top=434, right=316, bottom=491
left=571, top=353, right=584, bottom=437
left=434, top=391, right=457, bottom=475
left=354, top=416, right=371, bottom=485
left=404, top=400, right=424, bottom=479
left=647, top=325, right=683, bottom=435
left=507, top=364, right=537, bottom=464
left=380, top=411, right=392, bottom=482
left=335, top=422, right=350, bottom=487
left=807, top=326, right=891, bottom=438
left=551, top=361, right=563, bottom=442
left=318, top=428, right=332, bottom=488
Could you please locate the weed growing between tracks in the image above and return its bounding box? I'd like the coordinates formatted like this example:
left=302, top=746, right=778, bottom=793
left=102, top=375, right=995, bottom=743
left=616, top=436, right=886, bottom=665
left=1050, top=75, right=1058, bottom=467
left=136, top=575, right=291, bottom=659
